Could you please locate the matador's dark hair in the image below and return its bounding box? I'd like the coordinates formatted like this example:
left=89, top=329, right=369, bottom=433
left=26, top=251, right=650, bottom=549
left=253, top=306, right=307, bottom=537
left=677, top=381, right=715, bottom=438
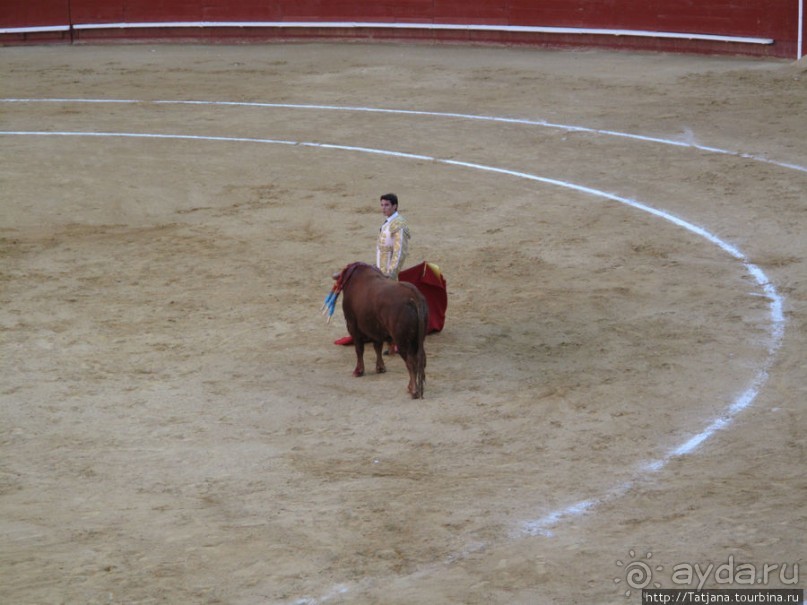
left=380, top=193, right=398, bottom=207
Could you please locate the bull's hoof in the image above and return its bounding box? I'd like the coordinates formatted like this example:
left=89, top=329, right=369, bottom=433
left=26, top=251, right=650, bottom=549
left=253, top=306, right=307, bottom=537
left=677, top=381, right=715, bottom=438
left=376, top=365, right=386, bottom=374
left=353, top=368, right=364, bottom=377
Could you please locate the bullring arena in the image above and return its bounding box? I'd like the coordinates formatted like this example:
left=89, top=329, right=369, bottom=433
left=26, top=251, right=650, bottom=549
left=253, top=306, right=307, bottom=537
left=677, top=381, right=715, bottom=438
left=2, top=8, right=807, bottom=605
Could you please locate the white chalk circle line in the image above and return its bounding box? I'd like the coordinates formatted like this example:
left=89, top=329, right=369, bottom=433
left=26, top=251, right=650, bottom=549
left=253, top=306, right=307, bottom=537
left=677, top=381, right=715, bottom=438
left=2, top=98, right=807, bottom=175
left=1, top=127, right=786, bottom=537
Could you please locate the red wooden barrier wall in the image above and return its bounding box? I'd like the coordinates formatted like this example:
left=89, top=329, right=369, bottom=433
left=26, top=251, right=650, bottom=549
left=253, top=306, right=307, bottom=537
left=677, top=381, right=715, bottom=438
left=1, top=0, right=804, bottom=59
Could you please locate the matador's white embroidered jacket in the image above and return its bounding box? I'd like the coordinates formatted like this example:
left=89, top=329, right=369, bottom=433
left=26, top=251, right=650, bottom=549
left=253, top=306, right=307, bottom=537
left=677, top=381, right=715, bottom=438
left=376, top=211, right=410, bottom=280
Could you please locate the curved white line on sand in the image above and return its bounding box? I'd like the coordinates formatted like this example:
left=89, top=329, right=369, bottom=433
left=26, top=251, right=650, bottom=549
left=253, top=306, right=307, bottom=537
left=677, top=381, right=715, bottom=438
left=442, top=158, right=787, bottom=535
left=0, top=128, right=787, bottom=601
left=2, top=127, right=786, bottom=515
left=3, top=97, right=807, bottom=174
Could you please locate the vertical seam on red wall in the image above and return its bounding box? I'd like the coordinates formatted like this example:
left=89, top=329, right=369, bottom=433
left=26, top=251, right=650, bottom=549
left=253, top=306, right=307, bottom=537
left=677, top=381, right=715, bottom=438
left=67, top=0, right=74, bottom=43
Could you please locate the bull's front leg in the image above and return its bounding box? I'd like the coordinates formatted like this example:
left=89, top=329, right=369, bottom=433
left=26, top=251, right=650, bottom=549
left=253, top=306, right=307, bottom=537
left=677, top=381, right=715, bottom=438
left=373, top=341, right=386, bottom=374
left=353, top=340, right=366, bottom=377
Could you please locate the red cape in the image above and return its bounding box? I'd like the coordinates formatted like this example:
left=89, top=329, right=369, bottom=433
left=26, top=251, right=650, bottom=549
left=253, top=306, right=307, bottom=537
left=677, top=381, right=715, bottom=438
left=398, top=261, right=447, bottom=334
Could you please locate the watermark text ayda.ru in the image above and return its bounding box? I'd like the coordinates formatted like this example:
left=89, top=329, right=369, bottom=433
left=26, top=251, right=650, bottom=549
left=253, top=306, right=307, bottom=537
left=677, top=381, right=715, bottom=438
left=670, top=556, right=799, bottom=590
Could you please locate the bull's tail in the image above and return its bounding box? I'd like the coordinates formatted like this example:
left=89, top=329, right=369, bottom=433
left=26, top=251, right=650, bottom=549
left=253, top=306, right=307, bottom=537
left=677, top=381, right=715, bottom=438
left=415, top=296, right=428, bottom=398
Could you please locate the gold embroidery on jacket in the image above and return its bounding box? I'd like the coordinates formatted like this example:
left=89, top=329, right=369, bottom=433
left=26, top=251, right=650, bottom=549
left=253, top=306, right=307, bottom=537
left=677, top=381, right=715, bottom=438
left=376, top=215, right=410, bottom=279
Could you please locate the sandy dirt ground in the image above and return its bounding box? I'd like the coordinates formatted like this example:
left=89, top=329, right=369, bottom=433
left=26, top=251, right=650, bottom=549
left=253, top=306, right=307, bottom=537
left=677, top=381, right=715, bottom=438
left=1, top=42, right=805, bottom=604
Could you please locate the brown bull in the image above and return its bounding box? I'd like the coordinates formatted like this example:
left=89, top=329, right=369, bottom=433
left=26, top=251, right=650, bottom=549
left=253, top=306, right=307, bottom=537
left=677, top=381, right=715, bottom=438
left=331, top=262, right=428, bottom=398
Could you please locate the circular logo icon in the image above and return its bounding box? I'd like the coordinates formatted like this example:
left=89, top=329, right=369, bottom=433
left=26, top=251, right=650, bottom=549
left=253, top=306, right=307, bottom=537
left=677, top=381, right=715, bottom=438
left=615, top=550, right=663, bottom=597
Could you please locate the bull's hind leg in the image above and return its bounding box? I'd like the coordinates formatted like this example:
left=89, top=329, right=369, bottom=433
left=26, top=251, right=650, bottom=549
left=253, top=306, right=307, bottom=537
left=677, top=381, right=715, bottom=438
left=353, top=340, right=366, bottom=377
left=373, top=341, right=386, bottom=374
left=403, top=351, right=421, bottom=399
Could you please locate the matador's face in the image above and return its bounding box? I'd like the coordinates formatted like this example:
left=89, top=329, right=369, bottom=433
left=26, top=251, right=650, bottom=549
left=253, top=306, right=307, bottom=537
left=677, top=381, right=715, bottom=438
left=380, top=199, right=397, bottom=218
